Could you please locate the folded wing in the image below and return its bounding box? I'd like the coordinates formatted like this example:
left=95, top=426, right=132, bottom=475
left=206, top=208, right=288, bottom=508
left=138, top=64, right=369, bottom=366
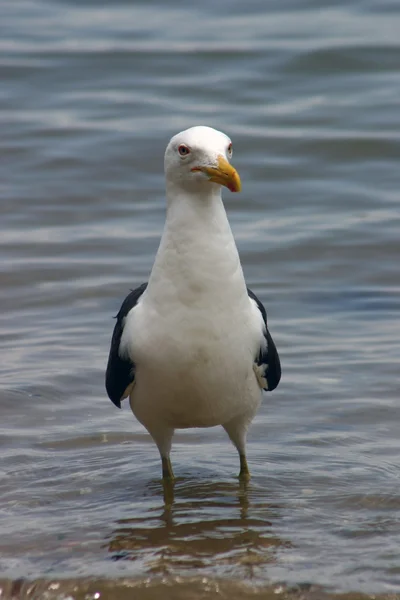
left=105, top=282, right=148, bottom=408
left=247, top=287, right=281, bottom=392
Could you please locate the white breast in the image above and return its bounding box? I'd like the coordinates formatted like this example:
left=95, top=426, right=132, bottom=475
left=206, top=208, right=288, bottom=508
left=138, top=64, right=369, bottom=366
left=120, top=187, right=264, bottom=431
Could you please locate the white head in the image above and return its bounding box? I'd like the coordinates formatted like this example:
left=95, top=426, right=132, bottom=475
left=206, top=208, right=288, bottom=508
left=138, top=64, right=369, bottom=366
left=164, top=126, right=241, bottom=195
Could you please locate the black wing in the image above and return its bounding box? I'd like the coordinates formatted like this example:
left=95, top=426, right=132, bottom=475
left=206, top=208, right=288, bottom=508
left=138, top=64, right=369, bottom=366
left=247, top=287, right=281, bottom=392
left=105, top=282, right=148, bottom=408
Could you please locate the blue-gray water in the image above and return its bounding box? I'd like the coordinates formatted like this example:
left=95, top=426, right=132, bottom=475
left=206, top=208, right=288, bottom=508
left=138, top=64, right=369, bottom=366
left=1, top=0, right=400, bottom=598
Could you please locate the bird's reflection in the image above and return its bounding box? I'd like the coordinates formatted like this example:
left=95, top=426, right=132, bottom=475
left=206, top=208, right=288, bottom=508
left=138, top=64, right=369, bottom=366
left=238, top=478, right=250, bottom=519
left=162, top=478, right=175, bottom=509
left=160, top=476, right=249, bottom=523
left=107, top=477, right=289, bottom=577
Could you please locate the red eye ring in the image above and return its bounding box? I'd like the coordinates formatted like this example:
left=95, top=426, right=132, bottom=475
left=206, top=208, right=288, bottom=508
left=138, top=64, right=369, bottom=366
left=178, top=144, right=190, bottom=156
left=227, top=143, right=233, bottom=155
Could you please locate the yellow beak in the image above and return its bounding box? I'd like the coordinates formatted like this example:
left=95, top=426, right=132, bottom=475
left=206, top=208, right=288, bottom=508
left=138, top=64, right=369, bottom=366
left=191, top=155, right=241, bottom=193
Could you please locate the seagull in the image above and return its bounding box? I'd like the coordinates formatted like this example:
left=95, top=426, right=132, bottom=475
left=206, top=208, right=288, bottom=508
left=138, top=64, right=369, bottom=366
left=106, top=126, right=281, bottom=480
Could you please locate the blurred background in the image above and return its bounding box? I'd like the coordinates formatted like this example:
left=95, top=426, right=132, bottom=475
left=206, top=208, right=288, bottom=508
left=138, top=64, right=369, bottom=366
left=1, top=0, right=400, bottom=597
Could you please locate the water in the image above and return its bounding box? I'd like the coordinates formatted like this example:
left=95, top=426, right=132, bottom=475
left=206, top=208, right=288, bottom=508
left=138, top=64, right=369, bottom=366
left=1, top=0, right=400, bottom=597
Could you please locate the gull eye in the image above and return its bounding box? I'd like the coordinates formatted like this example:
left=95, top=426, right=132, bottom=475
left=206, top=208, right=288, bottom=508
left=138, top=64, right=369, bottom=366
left=227, top=143, right=233, bottom=157
left=178, top=144, right=190, bottom=156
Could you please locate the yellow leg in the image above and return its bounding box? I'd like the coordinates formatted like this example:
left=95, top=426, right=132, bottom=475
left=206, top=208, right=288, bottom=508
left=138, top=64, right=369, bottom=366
left=162, top=456, right=175, bottom=480
left=239, top=454, right=251, bottom=480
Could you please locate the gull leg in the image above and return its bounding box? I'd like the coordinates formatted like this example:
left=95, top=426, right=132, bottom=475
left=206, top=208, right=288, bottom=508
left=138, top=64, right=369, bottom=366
left=161, top=456, right=175, bottom=480
left=239, top=453, right=250, bottom=481
left=223, top=415, right=251, bottom=480
left=149, top=426, right=175, bottom=481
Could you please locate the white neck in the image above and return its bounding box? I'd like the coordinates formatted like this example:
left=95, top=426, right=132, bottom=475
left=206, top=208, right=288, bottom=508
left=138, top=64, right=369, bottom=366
left=146, top=182, right=248, bottom=305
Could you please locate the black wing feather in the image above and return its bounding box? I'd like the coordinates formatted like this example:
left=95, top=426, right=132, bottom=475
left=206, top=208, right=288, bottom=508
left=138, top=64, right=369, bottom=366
left=105, top=282, right=148, bottom=408
left=247, top=287, right=281, bottom=392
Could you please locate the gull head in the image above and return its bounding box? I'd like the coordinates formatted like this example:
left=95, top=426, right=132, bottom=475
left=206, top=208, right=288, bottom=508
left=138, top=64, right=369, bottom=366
left=164, top=126, right=241, bottom=194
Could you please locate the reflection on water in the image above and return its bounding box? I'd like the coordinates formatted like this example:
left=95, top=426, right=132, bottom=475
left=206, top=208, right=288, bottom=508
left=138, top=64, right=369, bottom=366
left=108, top=479, right=290, bottom=579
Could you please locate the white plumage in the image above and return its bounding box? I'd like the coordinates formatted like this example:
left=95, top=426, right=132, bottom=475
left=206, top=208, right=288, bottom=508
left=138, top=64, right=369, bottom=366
left=106, top=126, right=281, bottom=480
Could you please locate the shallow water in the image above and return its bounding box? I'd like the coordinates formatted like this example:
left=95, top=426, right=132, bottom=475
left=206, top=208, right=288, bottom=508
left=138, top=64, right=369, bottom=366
left=1, top=0, right=400, bottom=597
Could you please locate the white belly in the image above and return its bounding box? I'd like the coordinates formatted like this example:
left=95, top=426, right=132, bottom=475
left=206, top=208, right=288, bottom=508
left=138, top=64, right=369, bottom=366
left=126, top=302, right=263, bottom=431
left=131, top=346, right=261, bottom=430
